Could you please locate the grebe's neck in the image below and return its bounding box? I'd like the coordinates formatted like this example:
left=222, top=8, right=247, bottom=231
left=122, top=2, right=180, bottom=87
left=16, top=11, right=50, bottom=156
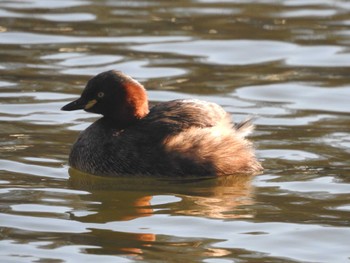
left=104, top=76, right=149, bottom=129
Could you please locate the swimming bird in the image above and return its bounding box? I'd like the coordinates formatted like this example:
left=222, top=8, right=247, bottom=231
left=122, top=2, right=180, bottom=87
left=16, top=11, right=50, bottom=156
left=61, top=70, right=262, bottom=177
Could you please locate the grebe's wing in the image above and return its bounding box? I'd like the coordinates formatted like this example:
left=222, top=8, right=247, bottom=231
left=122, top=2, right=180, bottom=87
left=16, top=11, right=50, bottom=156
left=145, top=99, right=231, bottom=131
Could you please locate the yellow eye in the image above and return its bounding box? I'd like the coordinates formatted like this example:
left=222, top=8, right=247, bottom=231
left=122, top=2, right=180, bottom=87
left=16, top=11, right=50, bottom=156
left=97, top=92, right=104, bottom=98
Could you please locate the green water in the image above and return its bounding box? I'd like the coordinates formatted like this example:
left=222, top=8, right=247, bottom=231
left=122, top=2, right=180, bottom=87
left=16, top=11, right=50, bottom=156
left=1, top=0, right=350, bottom=262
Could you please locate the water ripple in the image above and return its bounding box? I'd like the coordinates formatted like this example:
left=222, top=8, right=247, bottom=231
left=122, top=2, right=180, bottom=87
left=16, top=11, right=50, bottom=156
left=1, top=1, right=350, bottom=262
left=0, top=32, right=191, bottom=45
left=1, top=0, right=88, bottom=9
left=132, top=40, right=350, bottom=67
left=236, top=83, right=350, bottom=113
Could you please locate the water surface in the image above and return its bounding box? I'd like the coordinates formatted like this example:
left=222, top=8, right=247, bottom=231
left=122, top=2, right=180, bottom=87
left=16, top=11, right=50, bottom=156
left=1, top=0, right=350, bottom=262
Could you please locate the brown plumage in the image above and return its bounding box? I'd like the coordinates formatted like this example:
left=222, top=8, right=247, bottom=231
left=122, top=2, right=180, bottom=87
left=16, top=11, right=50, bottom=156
left=61, top=70, right=262, bottom=177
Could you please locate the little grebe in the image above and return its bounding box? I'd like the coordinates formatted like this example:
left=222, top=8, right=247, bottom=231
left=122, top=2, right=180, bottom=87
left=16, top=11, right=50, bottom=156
left=61, top=70, right=262, bottom=177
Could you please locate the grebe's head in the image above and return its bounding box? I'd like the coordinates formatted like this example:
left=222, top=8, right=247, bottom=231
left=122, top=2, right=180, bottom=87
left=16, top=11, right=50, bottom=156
left=61, top=70, right=149, bottom=126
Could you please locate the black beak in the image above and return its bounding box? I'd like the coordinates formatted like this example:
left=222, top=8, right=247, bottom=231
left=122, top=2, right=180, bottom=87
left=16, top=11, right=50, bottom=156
left=61, top=97, right=86, bottom=111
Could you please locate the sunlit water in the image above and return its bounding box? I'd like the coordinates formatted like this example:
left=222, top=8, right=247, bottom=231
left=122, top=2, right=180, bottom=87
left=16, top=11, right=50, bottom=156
left=1, top=0, right=350, bottom=262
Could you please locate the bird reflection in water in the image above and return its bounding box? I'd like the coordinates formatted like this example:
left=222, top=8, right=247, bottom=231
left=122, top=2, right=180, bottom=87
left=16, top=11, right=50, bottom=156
left=68, top=168, right=255, bottom=258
